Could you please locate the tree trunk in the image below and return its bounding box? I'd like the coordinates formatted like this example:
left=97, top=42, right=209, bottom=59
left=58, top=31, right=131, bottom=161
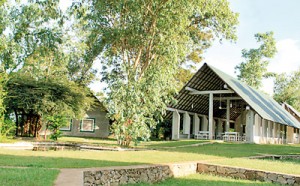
left=14, top=109, right=19, bottom=136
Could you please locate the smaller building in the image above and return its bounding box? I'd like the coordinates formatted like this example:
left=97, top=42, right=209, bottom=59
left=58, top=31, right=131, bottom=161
left=60, top=99, right=110, bottom=138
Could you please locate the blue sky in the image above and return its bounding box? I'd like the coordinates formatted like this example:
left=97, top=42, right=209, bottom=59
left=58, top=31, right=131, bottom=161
left=85, top=0, right=300, bottom=94
left=205, top=0, right=300, bottom=94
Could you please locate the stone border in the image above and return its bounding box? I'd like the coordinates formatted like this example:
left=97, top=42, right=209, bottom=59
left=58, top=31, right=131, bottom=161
left=197, top=163, right=300, bottom=185
left=83, top=165, right=173, bottom=186
left=249, top=154, right=300, bottom=160
left=84, top=162, right=300, bottom=186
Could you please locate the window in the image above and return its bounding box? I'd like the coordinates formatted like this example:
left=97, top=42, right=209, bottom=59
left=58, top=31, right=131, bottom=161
left=80, top=118, right=95, bottom=132
left=60, top=119, right=72, bottom=131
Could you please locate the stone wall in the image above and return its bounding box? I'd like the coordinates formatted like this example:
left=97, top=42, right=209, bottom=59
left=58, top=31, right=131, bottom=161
left=83, top=162, right=300, bottom=185
left=197, top=163, right=300, bottom=185
left=83, top=165, right=173, bottom=186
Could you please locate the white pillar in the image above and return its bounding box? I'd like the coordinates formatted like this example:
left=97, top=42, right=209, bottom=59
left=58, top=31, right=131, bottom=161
left=193, top=113, right=200, bottom=135
left=245, top=110, right=255, bottom=142
left=217, top=119, right=223, bottom=134
left=226, top=99, right=230, bottom=132
left=172, top=110, right=180, bottom=140
left=209, top=93, right=214, bottom=139
left=253, top=114, right=260, bottom=143
left=183, top=112, right=191, bottom=139
left=261, top=119, right=266, bottom=143
left=267, top=121, right=271, bottom=143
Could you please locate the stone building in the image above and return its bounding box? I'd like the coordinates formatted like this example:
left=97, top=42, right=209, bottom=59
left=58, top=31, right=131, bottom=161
left=167, top=63, right=300, bottom=144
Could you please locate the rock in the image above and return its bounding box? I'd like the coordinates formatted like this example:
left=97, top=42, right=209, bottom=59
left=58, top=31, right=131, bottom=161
left=267, top=173, right=278, bottom=182
left=277, top=176, right=288, bottom=185
left=216, top=166, right=226, bottom=175
left=197, top=164, right=209, bottom=173
left=140, top=172, right=148, bottom=182
left=287, top=178, right=295, bottom=185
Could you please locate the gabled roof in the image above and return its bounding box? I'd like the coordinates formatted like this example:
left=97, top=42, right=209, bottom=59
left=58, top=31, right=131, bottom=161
left=282, top=103, right=300, bottom=122
left=169, top=63, right=300, bottom=128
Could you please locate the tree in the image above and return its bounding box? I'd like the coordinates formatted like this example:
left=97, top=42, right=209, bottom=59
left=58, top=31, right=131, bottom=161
left=273, top=69, right=300, bottom=111
left=0, top=1, right=97, bottom=138
left=5, top=73, right=94, bottom=137
left=235, top=32, right=277, bottom=89
left=0, top=68, right=7, bottom=139
left=73, top=0, right=238, bottom=146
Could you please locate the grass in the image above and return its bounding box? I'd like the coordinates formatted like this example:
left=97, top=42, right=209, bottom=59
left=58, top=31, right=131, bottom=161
left=128, top=174, right=277, bottom=186
left=138, top=139, right=209, bottom=148
left=58, top=136, right=119, bottom=147
left=2, top=138, right=300, bottom=185
left=0, top=168, right=59, bottom=186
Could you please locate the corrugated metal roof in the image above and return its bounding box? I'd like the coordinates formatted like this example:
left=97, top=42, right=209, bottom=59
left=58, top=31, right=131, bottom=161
left=208, top=64, right=300, bottom=128
left=168, top=63, right=300, bottom=128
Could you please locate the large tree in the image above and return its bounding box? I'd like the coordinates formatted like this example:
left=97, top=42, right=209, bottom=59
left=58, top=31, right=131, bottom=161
left=235, top=32, right=277, bottom=89
left=273, top=69, right=300, bottom=111
left=73, top=0, right=238, bottom=146
left=0, top=0, right=96, bottom=137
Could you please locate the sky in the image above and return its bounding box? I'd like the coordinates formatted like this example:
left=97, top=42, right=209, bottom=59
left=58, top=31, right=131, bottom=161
left=75, top=0, right=300, bottom=94
left=204, top=0, right=300, bottom=95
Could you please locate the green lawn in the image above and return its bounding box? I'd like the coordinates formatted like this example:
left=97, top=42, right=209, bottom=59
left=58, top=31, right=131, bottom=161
left=128, top=174, right=277, bottom=186
left=0, top=168, right=59, bottom=186
left=1, top=139, right=300, bottom=185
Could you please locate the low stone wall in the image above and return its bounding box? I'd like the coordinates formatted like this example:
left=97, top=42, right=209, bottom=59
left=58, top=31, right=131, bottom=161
left=83, top=165, right=173, bottom=186
left=83, top=161, right=300, bottom=185
left=249, top=155, right=300, bottom=160
left=197, top=163, right=300, bottom=185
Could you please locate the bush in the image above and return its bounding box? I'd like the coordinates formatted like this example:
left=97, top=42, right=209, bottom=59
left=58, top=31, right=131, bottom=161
left=0, top=118, right=16, bottom=141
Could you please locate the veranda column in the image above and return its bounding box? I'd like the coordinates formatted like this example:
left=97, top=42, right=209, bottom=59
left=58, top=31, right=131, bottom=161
left=245, top=110, right=254, bottom=142
left=273, top=122, right=278, bottom=144
left=253, top=114, right=260, bottom=143
left=183, top=111, right=191, bottom=139
left=226, top=99, right=230, bottom=132
left=272, top=121, right=276, bottom=144
left=261, top=118, right=266, bottom=143
left=267, top=121, right=271, bottom=143
left=202, top=116, right=208, bottom=131
left=209, top=93, right=214, bottom=139
left=193, top=113, right=200, bottom=135
left=172, top=110, right=180, bottom=140
left=217, top=119, right=223, bottom=139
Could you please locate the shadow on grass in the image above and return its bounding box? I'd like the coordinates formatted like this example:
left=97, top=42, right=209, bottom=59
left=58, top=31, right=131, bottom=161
left=157, top=142, right=300, bottom=158
left=0, top=154, right=143, bottom=168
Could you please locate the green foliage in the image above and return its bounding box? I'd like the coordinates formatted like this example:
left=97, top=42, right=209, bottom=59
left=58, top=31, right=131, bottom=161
left=46, top=115, right=68, bottom=141
left=6, top=74, right=93, bottom=118
left=0, top=68, right=8, bottom=140
left=151, top=119, right=172, bottom=140
left=273, top=69, right=300, bottom=111
left=0, top=118, right=15, bottom=141
left=5, top=73, right=94, bottom=137
left=235, top=32, right=277, bottom=89
left=73, top=0, right=238, bottom=146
